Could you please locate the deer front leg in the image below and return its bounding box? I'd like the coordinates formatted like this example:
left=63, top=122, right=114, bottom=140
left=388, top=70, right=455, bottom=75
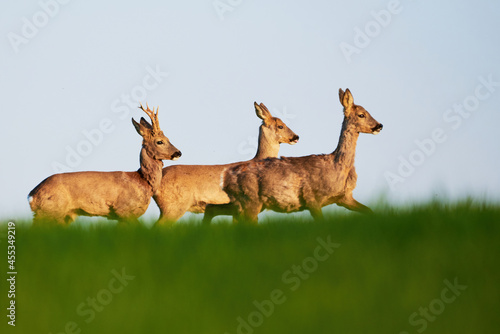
left=337, top=196, right=373, bottom=214
left=237, top=201, right=262, bottom=225
left=239, top=213, right=259, bottom=225
left=154, top=202, right=191, bottom=227
left=117, top=217, right=141, bottom=226
left=155, top=213, right=181, bottom=227
left=309, top=207, right=324, bottom=221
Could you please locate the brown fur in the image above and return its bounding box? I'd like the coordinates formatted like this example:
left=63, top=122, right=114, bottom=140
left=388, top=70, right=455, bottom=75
left=218, top=89, right=383, bottom=223
left=153, top=102, right=299, bottom=225
left=28, top=105, right=181, bottom=225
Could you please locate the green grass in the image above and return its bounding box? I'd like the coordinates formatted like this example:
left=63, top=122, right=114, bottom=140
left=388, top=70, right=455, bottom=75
left=1, top=202, right=500, bottom=334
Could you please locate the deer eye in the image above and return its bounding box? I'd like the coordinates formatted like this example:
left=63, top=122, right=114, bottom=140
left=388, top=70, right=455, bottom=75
left=156, top=140, right=164, bottom=145
left=278, top=125, right=284, bottom=129
left=358, top=114, right=365, bottom=118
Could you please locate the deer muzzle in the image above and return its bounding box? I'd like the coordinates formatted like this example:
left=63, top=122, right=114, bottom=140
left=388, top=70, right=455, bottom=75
left=371, top=123, right=383, bottom=135
left=171, top=151, right=182, bottom=161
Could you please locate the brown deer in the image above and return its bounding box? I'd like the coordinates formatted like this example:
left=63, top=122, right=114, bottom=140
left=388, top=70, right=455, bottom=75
left=153, top=102, right=299, bottom=225
left=28, top=104, right=181, bottom=225
left=216, top=89, right=382, bottom=223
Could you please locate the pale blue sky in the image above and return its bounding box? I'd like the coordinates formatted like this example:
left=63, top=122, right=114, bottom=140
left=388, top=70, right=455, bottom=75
left=1, top=0, right=499, bottom=221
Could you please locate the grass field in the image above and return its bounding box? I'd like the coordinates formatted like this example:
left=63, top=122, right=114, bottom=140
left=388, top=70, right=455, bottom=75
left=1, top=201, right=500, bottom=334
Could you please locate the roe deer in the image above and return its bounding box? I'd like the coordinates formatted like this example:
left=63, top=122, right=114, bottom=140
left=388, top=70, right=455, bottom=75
left=28, top=104, right=181, bottom=225
left=153, top=102, right=299, bottom=225
left=217, top=89, right=382, bottom=223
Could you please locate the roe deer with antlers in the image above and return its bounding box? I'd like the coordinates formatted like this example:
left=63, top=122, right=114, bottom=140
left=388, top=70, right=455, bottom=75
left=216, top=89, right=382, bottom=223
left=153, top=102, right=299, bottom=225
left=28, top=104, right=181, bottom=225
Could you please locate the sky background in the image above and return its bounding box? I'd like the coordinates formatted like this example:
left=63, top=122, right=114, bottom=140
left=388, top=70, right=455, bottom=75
left=1, top=0, right=499, bottom=222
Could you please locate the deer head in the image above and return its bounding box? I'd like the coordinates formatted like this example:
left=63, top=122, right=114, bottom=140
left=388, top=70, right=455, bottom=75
left=255, top=102, right=299, bottom=144
left=339, top=89, right=383, bottom=135
left=132, top=103, right=182, bottom=161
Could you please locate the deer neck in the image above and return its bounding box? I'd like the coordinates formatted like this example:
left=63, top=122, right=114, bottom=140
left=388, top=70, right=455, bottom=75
left=252, top=126, right=280, bottom=160
left=332, top=119, right=359, bottom=169
left=138, top=147, right=163, bottom=194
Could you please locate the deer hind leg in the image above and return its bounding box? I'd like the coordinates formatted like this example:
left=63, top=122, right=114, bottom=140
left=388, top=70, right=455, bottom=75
left=202, top=203, right=237, bottom=225
left=337, top=195, right=373, bottom=214
left=202, top=204, right=215, bottom=225
left=32, top=194, right=73, bottom=226
left=32, top=211, right=68, bottom=226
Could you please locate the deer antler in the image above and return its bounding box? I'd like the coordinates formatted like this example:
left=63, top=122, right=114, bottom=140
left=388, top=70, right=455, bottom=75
left=139, top=103, right=161, bottom=135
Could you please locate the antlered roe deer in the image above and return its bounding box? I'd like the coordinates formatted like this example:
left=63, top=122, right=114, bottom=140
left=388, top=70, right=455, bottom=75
left=28, top=104, right=181, bottom=225
left=153, top=102, right=299, bottom=225
left=218, top=89, right=382, bottom=223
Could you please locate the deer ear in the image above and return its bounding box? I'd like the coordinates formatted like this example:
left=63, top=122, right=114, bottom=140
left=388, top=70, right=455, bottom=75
left=255, top=102, right=272, bottom=123
left=340, top=88, right=354, bottom=109
left=140, top=117, right=153, bottom=130
left=338, top=89, right=345, bottom=105
left=132, top=118, right=145, bottom=136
